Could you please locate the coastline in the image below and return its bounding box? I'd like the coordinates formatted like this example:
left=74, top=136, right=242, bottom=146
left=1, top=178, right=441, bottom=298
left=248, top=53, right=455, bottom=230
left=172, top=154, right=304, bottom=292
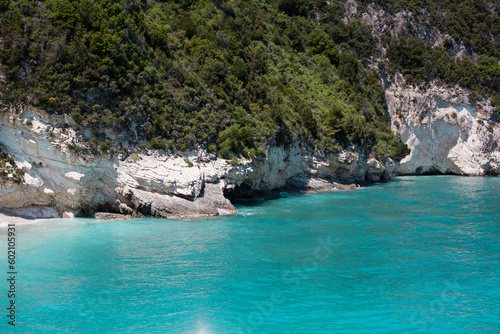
left=0, top=211, right=57, bottom=228
left=1, top=175, right=496, bottom=223
left=0, top=178, right=362, bottom=222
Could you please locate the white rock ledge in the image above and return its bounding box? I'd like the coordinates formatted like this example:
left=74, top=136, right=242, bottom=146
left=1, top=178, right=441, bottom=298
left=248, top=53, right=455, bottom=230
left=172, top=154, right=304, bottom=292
left=0, top=106, right=395, bottom=219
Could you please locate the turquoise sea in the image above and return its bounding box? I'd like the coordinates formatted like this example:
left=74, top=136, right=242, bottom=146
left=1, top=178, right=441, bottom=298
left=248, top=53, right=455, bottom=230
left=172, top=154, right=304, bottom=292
left=1, top=176, right=499, bottom=333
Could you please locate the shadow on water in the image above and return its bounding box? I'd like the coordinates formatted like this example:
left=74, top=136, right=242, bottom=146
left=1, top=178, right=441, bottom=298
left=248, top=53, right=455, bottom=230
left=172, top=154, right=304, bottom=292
left=231, top=176, right=408, bottom=207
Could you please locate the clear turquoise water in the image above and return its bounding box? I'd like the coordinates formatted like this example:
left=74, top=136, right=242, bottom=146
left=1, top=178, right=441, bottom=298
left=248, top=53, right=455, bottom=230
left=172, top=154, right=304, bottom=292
left=1, top=176, right=499, bottom=333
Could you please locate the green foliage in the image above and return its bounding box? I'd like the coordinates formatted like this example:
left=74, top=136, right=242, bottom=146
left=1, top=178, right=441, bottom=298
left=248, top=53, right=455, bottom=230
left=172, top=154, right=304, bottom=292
left=372, top=130, right=411, bottom=162
left=278, top=0, right=313, bottom=17
left=232, top=56, right=249, bottom=83
left=360, top=0, right=500, bottom=58
left=0, top=0, right=10, bottom=13
left=226, top=156, right=240, bottom=165
left=325, top=102, right=345, bottom=137
left=69, top=144, right=85, bottom=154
left=307, top=29, right=339, bottom=65
left=149, top=137, right=167, bottom=151
left=100, top=141, right=110, bottom=152
left=0, top=0, right=408, bottom=161
left=207, top=144, right=217, bottom=153
left=386, top=36, right=500, bottom=105
left=338, top=52, right=359, bottom=82
left=217, top=124, right=255, bottom=159
left=343, top=113, right=366, bottom=145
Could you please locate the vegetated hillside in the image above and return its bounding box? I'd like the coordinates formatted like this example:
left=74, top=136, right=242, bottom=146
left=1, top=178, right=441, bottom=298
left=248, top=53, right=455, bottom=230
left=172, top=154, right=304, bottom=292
left=363, top=0, right=500, bottom=109
left=0, top=0, right=411, bottom=161
left=360, top=0, right=500, bottom=58
left=1, top=0, right=496, bottom=163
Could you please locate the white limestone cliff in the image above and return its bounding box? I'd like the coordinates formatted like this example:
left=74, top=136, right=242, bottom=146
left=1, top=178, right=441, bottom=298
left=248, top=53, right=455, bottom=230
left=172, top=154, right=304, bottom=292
left=0, top=106, right=394, bottom=218
left=386, top=74, right=500, bottom=175
left=343, top=2, right=500, bottom=176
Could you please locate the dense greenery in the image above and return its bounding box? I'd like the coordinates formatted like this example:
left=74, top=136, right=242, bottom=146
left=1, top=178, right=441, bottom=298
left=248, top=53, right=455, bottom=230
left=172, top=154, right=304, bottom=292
left=0, top=0, right=411, bottom=160
left=385, top=37, right=500, bottom=110
left=1, top=0, right=498, bottom=161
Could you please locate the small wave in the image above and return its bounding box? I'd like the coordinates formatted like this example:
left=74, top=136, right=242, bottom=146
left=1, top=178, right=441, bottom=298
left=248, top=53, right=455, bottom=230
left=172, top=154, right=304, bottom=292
left=238, top=212, right=256, bottom=216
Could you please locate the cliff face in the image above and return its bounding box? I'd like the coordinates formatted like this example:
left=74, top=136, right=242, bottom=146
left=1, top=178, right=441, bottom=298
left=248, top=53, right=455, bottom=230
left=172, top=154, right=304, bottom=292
left=0, top=107, right=395, bottom=218
left=0, top=106, right=236, bottom=218
left=344, top=1, right=500, bottom=176
left=386, top=74, right=500, bottom=176
left=3, top=81, right=497, bottom=219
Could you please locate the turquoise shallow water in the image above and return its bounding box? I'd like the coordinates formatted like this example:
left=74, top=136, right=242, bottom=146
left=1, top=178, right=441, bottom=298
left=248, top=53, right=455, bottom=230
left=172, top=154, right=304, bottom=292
left=1, top=176, right=499, bottom=333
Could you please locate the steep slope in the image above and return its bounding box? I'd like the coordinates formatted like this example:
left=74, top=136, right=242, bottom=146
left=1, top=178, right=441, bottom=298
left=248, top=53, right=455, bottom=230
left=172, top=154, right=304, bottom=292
left=0, top=0, right=408, bottom=160
left=344, top=0, right=500, bottom=175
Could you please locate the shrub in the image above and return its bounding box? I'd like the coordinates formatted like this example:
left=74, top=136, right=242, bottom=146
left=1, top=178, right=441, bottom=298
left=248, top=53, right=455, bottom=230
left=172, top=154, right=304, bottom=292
left=150, top=137, right=167, bottom=150
left=278, top=0, right=313, bottom=17
left=226, top=156, right=239, bottom=165
left=208, top=144, right=216, bottom=153
left=71, top=112, right=83, bottom=125
left=100, top=141, right=110, bottom=152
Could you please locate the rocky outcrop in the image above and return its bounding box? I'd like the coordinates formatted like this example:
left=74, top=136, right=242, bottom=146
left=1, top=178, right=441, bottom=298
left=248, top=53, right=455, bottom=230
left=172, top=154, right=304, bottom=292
left=343, top=2, right=499, bottom=176
left=386, top=74, right=500, bottom=175
left=348, top=1, right=477, bottom=61
left=0, top=106, right=238, bottom=218
left=0, top=107, right=395, bottom=219
left=222, top=146, right=395, bottom=198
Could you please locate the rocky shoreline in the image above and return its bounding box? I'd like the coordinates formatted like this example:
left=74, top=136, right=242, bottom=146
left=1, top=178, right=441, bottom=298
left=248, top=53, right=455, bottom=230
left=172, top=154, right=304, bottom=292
left=0, top=177, right=364, bottom=223
left=0, top=106, right=393, bottom=219
left=1, top=70, right=499, bottom=220
left=0, top=211, right=64, bottom=226
left=386, top=73, right=500, bottom=176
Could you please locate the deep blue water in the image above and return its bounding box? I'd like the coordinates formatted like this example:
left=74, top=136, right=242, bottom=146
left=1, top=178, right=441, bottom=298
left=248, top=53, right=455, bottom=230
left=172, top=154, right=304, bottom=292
left=1, top=176, right=499, bottom=333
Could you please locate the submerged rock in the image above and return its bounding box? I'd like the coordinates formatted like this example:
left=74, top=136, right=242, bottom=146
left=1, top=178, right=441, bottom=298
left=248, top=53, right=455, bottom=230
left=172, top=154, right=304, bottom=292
left=94, top=212, right=132, bottom=220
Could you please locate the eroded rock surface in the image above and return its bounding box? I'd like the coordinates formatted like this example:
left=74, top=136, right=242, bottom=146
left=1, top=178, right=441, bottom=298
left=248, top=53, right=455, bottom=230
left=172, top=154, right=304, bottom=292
left=386, top=74, right=500, bottom=175
left=0, top=107, right=394, bottom=218
left=342, top=2, right=500, bottom=176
